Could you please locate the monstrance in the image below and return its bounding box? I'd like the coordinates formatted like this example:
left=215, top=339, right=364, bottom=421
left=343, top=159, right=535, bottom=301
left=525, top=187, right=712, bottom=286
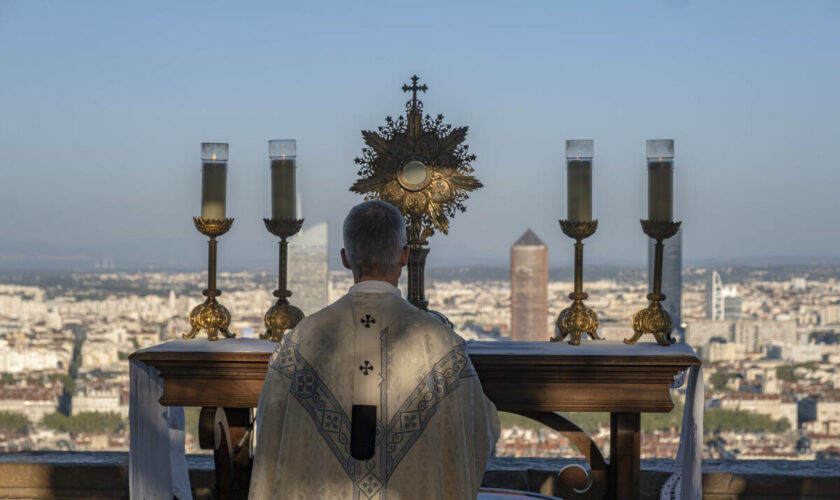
left=351, top=75, right=482, bottom=316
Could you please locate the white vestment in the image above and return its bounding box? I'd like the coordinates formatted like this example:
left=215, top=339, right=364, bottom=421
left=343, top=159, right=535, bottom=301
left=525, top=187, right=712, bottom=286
left=249, top=281, right=500, bottom=500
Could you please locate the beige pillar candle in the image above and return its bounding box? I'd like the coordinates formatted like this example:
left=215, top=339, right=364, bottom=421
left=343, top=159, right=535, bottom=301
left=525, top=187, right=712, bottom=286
left=646, top=139, right=674, bottom=221
left=200, top=143, right=228, bottom=220
left=269, top=140, right=297, bottom=220
left=565, top=140, right=593, bottom=222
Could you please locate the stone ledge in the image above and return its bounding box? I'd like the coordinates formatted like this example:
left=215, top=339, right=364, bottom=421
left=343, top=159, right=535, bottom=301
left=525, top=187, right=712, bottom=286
left=0, top=452, right=214, bottom=500
left=0, top=453, right=837, bottom=499
left=484, top=458, right=840, bottom=499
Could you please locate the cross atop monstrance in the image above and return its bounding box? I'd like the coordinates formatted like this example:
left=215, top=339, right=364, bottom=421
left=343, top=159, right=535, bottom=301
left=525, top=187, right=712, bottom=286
left=401, top=74, right=427, bottom=110
left=351, top=75, right=482, bottom=312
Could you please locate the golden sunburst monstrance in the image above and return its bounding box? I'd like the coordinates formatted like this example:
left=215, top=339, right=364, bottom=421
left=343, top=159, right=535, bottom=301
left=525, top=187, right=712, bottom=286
left=351, top=75, right=482, bottom=246
left=351, top=75, right=482, bottom=310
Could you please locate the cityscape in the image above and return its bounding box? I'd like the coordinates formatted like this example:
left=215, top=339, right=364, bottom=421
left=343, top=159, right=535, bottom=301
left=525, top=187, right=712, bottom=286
left=3, top=1, right=839, bottom=498
left=0, top=224, right=837, bottom=465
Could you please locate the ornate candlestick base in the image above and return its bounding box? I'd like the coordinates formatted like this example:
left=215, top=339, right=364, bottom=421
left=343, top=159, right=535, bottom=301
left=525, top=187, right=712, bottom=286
left=628, top=293, right=672, bottom=346
left=184, top=217, right=236, bottom=341
left=262, top=291, right=305, bottom=342
left=555, top=292, right=600, bottom=345
left=625, top=220, right=681, bottom=346
left=185, top=291, right=235, bottom=341
left=260, top=218, right=305, bottom=342
left=552, top=220, right=602, bottom=345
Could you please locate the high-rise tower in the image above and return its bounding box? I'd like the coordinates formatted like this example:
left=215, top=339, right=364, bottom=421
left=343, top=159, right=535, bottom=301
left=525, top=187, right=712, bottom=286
left=288, top=221, right=329, bottom=315
left=510, top=229, right=548, bottom=341
left=707, top=271, right=724, bottom=320
left=706, top=270, right=742, bottom=320
left=648, top=228, right=682, bottom=339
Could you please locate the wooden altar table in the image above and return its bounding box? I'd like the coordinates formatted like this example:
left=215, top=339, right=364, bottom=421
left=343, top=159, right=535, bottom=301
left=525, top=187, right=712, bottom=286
left=130, top=339, right=700, bottom=500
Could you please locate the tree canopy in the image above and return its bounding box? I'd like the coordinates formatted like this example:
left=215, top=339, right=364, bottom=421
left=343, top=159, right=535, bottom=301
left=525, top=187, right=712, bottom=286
left=705, top=408, right=791, bottom=433
left=0, top=412, right=30, bottom=432
left=776, top=362, right=818, bottom=382
left=40, top=411, right=124, bottom=433
left=710, top=371, right=737, bottom=391
left=500, top=399, right=791, bottom=438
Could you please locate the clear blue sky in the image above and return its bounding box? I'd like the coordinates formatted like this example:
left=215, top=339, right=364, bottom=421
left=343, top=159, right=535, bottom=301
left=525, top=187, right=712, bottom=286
left=1, top=0, right=839, bottom=270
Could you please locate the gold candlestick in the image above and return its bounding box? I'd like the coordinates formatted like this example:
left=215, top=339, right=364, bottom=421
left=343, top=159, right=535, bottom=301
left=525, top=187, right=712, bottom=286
left=260, top=218, right=305, bottom=342
left=626, top=219, right=682, bottom=346
left=553, top=220, right=602, bottom=345
left=184, top=217, right=236, bottom=341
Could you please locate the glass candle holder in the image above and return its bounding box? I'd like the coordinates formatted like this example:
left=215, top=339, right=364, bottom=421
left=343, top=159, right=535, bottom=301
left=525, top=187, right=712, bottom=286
left=269, top=140, right=297, bottom=220
left=565, top=139, right=593, bottom=222
left=201, top=142, right=229, bottom=162
left=200, top=142, right=228, bottom=220
left=646, top=139, right=674, bottom=221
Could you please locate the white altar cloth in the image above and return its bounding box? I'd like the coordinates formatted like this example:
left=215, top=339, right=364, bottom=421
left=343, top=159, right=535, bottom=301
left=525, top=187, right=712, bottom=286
left=466, top=338, right=698, bottom=357
left=661, top=364, right=704, bottom=500
left=129, top=359, right=192, bottom=500
left=129, top=338, right=277, bottom=499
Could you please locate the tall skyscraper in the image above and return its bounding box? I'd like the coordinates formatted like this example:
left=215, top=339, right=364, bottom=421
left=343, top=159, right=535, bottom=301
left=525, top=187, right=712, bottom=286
left=288, top=221, right=329, bottom=315
left=648, top=228, right=682, bottom=339
left=510, top=229, right=548, bottom=341
left=706, top=270, right=742, bottom=320
left=707, top=270, right=724, bottom=320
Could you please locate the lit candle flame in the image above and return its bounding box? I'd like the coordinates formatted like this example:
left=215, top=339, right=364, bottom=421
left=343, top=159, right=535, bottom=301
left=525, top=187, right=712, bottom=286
left=212, top=154, right=216, bottom=161
left=282, top=154, right=286, bottom=160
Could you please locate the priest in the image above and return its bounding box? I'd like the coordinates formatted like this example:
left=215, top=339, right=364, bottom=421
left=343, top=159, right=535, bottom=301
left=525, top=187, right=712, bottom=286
left=250, top=200, right=500, bottom=500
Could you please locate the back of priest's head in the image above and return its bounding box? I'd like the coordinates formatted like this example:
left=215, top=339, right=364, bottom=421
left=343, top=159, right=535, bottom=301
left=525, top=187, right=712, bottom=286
left=341, top=200, right=408, bottom=280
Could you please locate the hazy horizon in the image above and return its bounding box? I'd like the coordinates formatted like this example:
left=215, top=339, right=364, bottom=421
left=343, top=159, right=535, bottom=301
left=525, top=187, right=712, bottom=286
left=4, top=246, right=840, bottom=274
left=2, top=1, right=839, bottom=272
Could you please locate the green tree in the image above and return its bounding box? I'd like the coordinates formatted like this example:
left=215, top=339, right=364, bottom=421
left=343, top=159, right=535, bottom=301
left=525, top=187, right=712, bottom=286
left=777, top=363, right=817, bottom=382
left=777, top=364, right=796, bottom=382
left=777, top=417, right=792, bottom=431
left=39, top=412, right=68, bottom=431
left=642, top=400, right=684, bottom=432
left=59, top=375, right=76, bottom=393
left=501, top=403, right=687, bottom=435
left=501, top=403, right=790, bottom=446
left=705, top=408, right=790, bottom=433
left=710, top=371, right=736, bottom=391
left=40, top=411, right=124, bottom=433
left=0, top=412, right=30, bottom=432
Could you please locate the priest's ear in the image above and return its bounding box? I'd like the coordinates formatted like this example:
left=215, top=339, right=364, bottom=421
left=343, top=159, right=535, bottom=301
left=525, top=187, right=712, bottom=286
left=400, top=245, right=409, bottom=268
left=341, top=248, right=352, bottom=271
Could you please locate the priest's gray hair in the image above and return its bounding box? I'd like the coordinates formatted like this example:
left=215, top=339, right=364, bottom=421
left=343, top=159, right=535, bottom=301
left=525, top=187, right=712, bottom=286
left=342, top=200, right=407, bottom=277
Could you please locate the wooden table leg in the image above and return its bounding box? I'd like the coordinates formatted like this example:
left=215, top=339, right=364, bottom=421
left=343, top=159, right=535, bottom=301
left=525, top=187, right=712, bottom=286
left=227, top=408, right=254, bottom=497
left=199, top=407, right=253, bottom=500
left=517, top=411, right=608, bottom=500
left=608, top=412, right=640, bottom=500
